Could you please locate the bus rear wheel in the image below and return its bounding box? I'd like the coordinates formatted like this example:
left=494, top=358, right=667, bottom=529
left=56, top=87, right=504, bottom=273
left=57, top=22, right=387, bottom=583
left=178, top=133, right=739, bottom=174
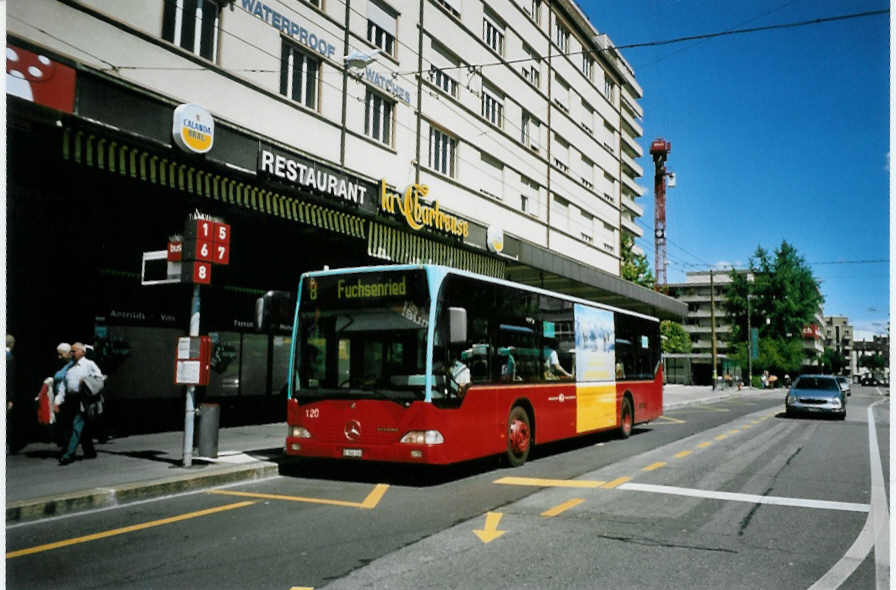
left=506, top=406, right=532, bottom=467
left=619, top=397, right=633, bottom=439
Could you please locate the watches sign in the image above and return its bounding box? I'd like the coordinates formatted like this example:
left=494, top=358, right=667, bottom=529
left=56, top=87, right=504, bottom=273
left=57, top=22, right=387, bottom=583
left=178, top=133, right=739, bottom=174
left=173, top=103, right=214, bottom=154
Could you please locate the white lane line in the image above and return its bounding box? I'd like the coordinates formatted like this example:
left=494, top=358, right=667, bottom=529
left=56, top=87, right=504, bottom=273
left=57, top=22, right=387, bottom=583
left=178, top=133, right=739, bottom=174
left=807, top=512, right=874, bottom=590
left=618, top=483, right=870, bottom=513
left=808, top=399, right=889, bottom=590
left=866, top=401, right=890, bottom=589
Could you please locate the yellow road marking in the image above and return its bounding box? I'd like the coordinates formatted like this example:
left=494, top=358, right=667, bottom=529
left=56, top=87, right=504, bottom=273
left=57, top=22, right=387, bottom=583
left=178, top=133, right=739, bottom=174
left=473, top=512, right=506, bottom=543
left=741, top=424, right=752, bottom=429
left=642, top=462, right=667, bottom=471
left=7, top=501, right=256, bottom=559
left=290, top=587, right=314, bottom=590
left=674, top=450, right=692, bottom=459
left=602, top=477, right=631, bottom=489
left=697, top=441, right=713, bottom=448
left=728, top=429, right=741, bottom=434
left=494, top=477, right=604, bottom=488
left=209, top=484, right=389, bottom=510
left=541, top=498, right=585, bottom=517
left=714, top=434, right=729, bottom=440
left=657, top=415, right=686, bottom=423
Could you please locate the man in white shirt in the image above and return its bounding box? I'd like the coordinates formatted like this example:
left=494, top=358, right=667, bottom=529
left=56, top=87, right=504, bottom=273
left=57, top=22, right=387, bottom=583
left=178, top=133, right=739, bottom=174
left=56, top=342, right=103, bottom=465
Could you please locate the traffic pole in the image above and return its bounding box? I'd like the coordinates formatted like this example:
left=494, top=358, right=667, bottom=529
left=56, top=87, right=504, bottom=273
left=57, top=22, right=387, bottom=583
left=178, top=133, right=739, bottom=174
left=182, top=284, right=200, bottom=467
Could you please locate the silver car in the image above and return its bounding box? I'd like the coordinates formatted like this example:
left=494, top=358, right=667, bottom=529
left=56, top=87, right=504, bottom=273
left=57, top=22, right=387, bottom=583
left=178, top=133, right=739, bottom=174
left=836, top=376, right=851, bottom=397
left=785, top=375, right=846, bottom=420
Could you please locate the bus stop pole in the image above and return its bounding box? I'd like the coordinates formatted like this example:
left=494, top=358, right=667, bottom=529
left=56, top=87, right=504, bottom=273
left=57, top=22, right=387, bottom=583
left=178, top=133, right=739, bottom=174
left=182, top=285, right=200, bottom=467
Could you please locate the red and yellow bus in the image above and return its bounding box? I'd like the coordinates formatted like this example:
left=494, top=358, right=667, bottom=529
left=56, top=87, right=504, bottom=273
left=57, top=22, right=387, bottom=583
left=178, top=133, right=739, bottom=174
left=285, top=265, right=662, bottom=466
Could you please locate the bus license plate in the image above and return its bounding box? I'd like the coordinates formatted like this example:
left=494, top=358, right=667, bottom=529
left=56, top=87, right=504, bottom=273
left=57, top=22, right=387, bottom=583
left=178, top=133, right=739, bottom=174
left=343, top=448, right=362, bottom=458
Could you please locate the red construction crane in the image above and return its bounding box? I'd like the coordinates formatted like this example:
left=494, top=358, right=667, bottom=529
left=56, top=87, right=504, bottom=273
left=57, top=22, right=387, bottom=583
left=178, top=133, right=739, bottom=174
left=649, top=138, right=673, bottom=288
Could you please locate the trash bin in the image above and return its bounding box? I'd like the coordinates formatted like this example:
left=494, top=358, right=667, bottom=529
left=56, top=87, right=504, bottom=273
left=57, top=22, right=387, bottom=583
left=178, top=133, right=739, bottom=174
left=196, top=402, right=220, bottom=458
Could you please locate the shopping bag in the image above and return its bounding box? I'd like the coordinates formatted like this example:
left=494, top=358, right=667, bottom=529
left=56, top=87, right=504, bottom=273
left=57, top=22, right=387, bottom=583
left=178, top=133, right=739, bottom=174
left=36, top=378, right=55, bottom=425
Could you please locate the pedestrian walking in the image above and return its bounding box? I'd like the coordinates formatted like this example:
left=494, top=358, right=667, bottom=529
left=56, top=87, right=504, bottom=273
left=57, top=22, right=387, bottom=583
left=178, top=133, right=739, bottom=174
left=49, top=343, right=74, bottom=447
left=55, top=342, right=104, bottom=465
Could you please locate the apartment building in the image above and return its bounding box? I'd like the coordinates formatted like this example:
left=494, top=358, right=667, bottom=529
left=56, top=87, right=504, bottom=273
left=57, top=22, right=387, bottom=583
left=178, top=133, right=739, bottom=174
left=7, top=0, right=682, bottom=430
left=823, top=316, right=853, bottom=359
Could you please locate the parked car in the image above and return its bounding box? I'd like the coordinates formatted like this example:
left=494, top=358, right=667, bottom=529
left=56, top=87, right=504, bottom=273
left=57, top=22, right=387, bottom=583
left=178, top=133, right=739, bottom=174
left=860, top=375, right=880, bottom=386
left=836, top=376, right=851, bottom=397
left=785, top=374, right=846, bottom=420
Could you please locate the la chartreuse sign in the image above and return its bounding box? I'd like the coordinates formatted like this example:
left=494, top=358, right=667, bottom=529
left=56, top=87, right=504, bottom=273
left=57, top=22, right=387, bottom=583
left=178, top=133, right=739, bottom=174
left=379, top=181, right=469, bottom=239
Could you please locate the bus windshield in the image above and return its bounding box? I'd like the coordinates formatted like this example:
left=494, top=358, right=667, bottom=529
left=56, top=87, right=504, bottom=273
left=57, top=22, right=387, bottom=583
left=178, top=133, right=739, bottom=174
left=296, top=270, right=430, bottom=402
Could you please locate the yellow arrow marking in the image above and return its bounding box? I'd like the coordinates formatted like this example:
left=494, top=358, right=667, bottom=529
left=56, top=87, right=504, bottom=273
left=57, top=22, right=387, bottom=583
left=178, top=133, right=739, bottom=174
left=7, top=501, right=256, bottom=559
left=542, top=498, right=585, bottom=517
left=494, top=477, right=604, bottom=488
left=656, top=415, right=686, bottom=423
left=210, top=484, right=389, bottom=510
left=642, top=462, right=667, bottom=471
left=474, top=512, right=506, bottom=543
left=601, top=476, right=632, bottom=489
left=674, top=450, right=692, bottom=458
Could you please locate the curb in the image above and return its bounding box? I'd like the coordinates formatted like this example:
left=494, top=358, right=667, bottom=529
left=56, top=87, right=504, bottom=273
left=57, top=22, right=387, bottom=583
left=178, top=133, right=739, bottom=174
left=6, top=461, right=279, bottom=524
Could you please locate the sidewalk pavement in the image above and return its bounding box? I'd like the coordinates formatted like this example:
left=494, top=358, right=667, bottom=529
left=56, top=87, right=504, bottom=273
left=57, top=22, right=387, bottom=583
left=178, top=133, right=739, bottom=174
left=6, top=385, right=779, bottom=524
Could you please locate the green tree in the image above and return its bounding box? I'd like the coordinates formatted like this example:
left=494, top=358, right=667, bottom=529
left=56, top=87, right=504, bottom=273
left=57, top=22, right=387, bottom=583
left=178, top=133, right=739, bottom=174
left=724, top=240, right=823, bottom=374
left=821, top=347, right=847, bottom=374
left=620, top=233, right=655, bottom=288
left=729, top=338, right=803, bottom=377
left=725, top=242, right=823, bottom=342
left=660, top=320, right=691, bottom=353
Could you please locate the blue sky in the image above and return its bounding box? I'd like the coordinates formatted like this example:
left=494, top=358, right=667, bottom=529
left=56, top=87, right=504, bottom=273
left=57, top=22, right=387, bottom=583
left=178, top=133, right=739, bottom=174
left=578, top=1, right=889, bottom=339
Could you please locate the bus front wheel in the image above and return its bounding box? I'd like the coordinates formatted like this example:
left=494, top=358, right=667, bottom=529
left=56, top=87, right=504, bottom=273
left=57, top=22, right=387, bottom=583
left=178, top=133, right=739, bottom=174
left=506, top=406, right=532, bottom=467
left=619, top=397, right=633, bottom=439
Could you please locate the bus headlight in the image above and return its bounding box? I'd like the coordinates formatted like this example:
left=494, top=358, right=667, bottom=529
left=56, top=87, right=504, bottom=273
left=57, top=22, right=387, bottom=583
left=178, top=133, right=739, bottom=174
left=400, top=430, right=445, bottom=445
left=290, top=426, right=311, bottom=439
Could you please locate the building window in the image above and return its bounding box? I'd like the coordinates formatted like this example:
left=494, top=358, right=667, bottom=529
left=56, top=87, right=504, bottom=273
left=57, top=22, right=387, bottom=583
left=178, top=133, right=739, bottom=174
left=365, top=89, right=394, bottom=145
left=523, top=0, right=542, bottom=24
left=429, top=41, right=460, bottom=98
left=483, top=13, right=505, bottom=55
left=162, top=0, right=221, bottom=61
left=280, top=41, right=320, bottom=109
left=367, top=1, right=397, bottom=57
left=521, top=175, right=540, bottom=216
left=581, top=101, right=594, bottom=134
left=522, top=44, right=540, bottom=88
left=479, top=151, right=504, bottom=200
left=553, top=134, right=570, bottom=172
left=582, top=54, right=594, bottom=80
left=429, top=127, right=457, bottom=177
left=554, top=21, right=569, bottom=52
left=553, top=74, right=570, bottom=111
left=521, top=111, right=540, bottom=151
left=603, top=77, right=616, bottom=102
left=481, top=87, right=503, bottom=128
left=429, top=66, right=459, bottom=97
left=436, top=0, right=460, bottom=18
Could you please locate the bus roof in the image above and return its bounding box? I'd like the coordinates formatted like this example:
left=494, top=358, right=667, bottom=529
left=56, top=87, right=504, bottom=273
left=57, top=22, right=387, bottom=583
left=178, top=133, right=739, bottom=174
left=299, top=264, right=660, bottom=323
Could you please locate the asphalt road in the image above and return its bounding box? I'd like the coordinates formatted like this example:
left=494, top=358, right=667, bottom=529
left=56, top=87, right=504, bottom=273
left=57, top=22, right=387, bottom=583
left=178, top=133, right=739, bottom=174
left=7, top=386, right=889, bottom=590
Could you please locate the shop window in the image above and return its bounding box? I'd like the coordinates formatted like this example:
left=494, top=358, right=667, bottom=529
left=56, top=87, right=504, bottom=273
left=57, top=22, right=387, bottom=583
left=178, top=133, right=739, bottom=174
left=280, top=40, right=320, bottom=109
left=162, top=0, right=221, bottom=61
left=367, top=0, right=397, bottom=57
left=429, top=127, right=457, bottom=177
left=365, top=89, right=394, bottom=146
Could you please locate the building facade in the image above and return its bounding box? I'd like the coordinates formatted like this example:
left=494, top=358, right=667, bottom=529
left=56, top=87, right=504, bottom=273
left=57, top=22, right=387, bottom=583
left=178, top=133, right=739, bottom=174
left=823, top=316, right=853, bottom=359
left=7, top=0, right=682, bottom=433
left=665, top=270, right=740, bottom=384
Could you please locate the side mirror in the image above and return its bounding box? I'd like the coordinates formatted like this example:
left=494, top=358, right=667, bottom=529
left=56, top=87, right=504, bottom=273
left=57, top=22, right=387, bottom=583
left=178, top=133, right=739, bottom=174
left=256, top=290, right=293, bottom=332
left=449, top=307, right=467, bottom=344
